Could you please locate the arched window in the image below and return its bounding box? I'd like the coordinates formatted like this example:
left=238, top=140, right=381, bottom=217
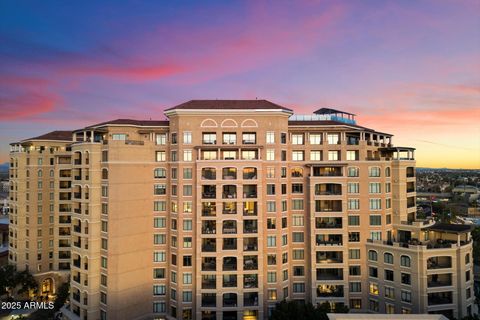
left=49, top=170, right=54, bottom=177
left=38, top=170, right=43, bottom=177
left=400, top=255, right=411, bottom=267
left=368, top=250, right=377, bottom=261
left=154, top=168, right=166, bottom=179
left=384, top=252, right=394, bottom=264
left=385, top=167, right=391, bottom=177
left=347, top=167, right=359, bottom=177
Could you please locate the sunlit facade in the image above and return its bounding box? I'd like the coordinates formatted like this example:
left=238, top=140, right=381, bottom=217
left=9, top=100, right=473, bottom=320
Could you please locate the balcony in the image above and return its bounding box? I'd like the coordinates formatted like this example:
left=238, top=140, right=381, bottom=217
left=313, top=167, right=342, bottom=177
left=202, top=277, right=216, bottom=290
left=202, top=257, right=216, bottom=271
left=202, top=221, right=216, bottom=234
left=346, top=135, right=360, bottom=145
left=223, top=275, right=237, bottom=288
left=223, top=238, right=237, bottom=250
left=428, top=292, right=453, bottom=306
left=427, top=256, right=452, bottom=269
left=202, top=168, right=216, bottom=180
left=58, top=252, right=71, bottom=259
left=316, top=268, right=344, bottom=281
left=316, top=251, right=343, bottom=264
left=202, top=185, right=216, bottom=199
left=223, top=202, right=237, bottom=215
left=243, top=256, right=258, bottom=270
left=73, top=225, right=81, bottom=233
left=243, top=238, right=258, bottom=251
left=222, top=185, right=237, bottom=199
left=202, top=203, right=216, bottom=216
left=73, top=259, right=81, bottom=268
left=244, top=220, right=258, bottom=234
left=317, top=284, right=344, bottom=297
left=243, top=202, right=257, bottom=216
left=222, top=168, right=237, bottom=180
left=244, top=292, right=259, bottom=307
left=315, top=200, right=342, bottom=212
left=243, top=167, right=257, bottom=180
left=222, top=221, right=237, bottom=234
left=202, top=239, right=216, bottom=252
left=243, top=185, right=257, bottom=198
left=223, top=257, right=237, bottom=271
left=428, top=274, right=452, bottom=287
left=59, top=217, right=71, bottom=224
left=315, top=217, right=342, bottom=229
left=223, top=293, right=237, bottom=307
left=202, top=293, right=216, bottom=307
left=315, top=183, right=342, bottom=196
left=244, top=274, right=258, bottom=288
left=73, top=192, right=82, bottom=199
left=316, top=235, right=343, bottom=246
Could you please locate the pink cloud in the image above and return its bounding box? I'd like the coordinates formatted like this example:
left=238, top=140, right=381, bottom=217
left=0, top=92, right=58, bottom=120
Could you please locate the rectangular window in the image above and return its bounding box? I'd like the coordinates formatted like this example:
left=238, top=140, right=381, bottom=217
left=154, top=201, right=166, bottom=211
left=266, top=149, right=275, bottom=161
left=266, top=167, right=275, bottom=178
left=348, top=199, right=360, bottom=210
left=183, top=168, right=192, bottom=179
left=156, top=133, right=167, bottom=145
left=223, top=133, right=236, bottom=144
left=154, top=234, right=166, bottom=244
left=183, top=150, right=192, bottom=161
left=154, top=252, right=166, bottom=262
left=202, top=133, right=216, bottom=144
left=369, top=215, right=382, bottom=226
left=292, top=199, right=304, bottom=210
left=156, top=151, right=166, bottom=162
left=292, top=151, right=304, bottom=161
left=346, top=150, right=358, bottom=160
left=266, top=132, right=275, bottom=144
left=369, top=199, right=382, bottom=210
left=267, top=236, right=276, bottom=247
left=348, top=215, right=360, bottom=226
left=183, top=132, right=192, bottom=144
left=309, top=133, right=322, bottom=145
left=369, top=183, right=381, bottom=194
left=157, top=217, right=167, bottom=228
left=327, top=133, right=340, bottom=144
left=242, top=133, right=256, bottom=144
left=292, top=232, right=304, bottom=243
left=310, top=151, right=322, bottom=161
left=291, top=134, right=304, bottom=145
left=349, top=249, right=360, bottom=259
left=112, top=133, right=126, bottom=140
left=369, top=167, right=381, bottom=177
left=328, top=150, right=340, bottom=161
left=348, top=182, right=359, bottom=194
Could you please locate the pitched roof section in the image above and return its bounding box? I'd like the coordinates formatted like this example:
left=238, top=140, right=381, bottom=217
left=23, top=131, right=73, bottom=142
left=87, top=119, right=169, bottom=128
left=165, top=100, right=293, bottom=112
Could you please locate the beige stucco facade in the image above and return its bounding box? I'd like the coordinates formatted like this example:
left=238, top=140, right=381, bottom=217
left=8, top=101, right=473, bottom=320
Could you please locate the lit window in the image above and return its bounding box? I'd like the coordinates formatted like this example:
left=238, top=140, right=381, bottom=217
left=266, top=132, right=275, bottom=144
left=183, top=132, right=192, bottom=144
left=309, top=133, right=322, bottom=145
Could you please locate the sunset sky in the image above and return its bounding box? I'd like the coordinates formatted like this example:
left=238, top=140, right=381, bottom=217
left=1, top=0, right=479, bottom=168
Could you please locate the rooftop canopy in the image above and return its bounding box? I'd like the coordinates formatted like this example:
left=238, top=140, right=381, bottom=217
left=423, top=223, right=473, bottom=234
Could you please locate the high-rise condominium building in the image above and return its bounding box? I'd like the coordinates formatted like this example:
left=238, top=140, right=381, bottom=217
left=8, top=100, right=473, bottom=320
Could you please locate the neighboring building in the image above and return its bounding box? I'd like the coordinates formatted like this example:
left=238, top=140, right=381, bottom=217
left=9, top=100, right=473, bottom=320
left=327, top=314, right=448, bottom=320
left=8, top=131, right=73, bottom=297
left=1, top=180, right=10, bottom=193
left=0, top=215, right=8, bottom=265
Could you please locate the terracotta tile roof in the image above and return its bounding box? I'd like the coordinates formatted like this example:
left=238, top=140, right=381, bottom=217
left=87, top=119, right=169, bottom=128
left=23, top=131, right=73, bottom=142
left=165, top=99, right=292, bottom=112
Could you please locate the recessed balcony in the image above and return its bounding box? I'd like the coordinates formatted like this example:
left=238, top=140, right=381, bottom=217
left=243, top=185, right=257, bottom=198
left=202, top=257, right=216, bottom=271
left=243, top=274, right=258, bottom=288
left=202, top=221, right=216, bottom=234
left=316, top=234, right=343, bottom=246
left=202, top=185, right=216, bottom=199
left=222, top=220, right=237, bottom=234
left=243, top=220, right=258, bottom=234
left=243, top=256, right=258, bottom=270
left=223, top=257, right=237, bottom=271
left=316, top=251, right=343, bottom=264
left=223, top=185, right=237, bottom=199
left=243, top=238, right=258, bottom=251
left=244, top=292, right=259, bottom=306
left=202, top=276, right=216, bottom=290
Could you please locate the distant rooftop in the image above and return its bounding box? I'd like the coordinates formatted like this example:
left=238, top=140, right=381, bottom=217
left=424, top=222, right=473, bottom=234
left=165, top=99, right=293, bottom=112
left=314, top=107, right=356, bottom=116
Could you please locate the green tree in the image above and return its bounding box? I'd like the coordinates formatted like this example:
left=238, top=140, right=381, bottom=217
left=269, top=300, right=348, bottom=320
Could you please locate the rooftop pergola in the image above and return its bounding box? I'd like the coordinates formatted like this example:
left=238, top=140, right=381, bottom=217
left=313, top=108, right=356, bottom=122
left=379, top=146, right=415, bottom=160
